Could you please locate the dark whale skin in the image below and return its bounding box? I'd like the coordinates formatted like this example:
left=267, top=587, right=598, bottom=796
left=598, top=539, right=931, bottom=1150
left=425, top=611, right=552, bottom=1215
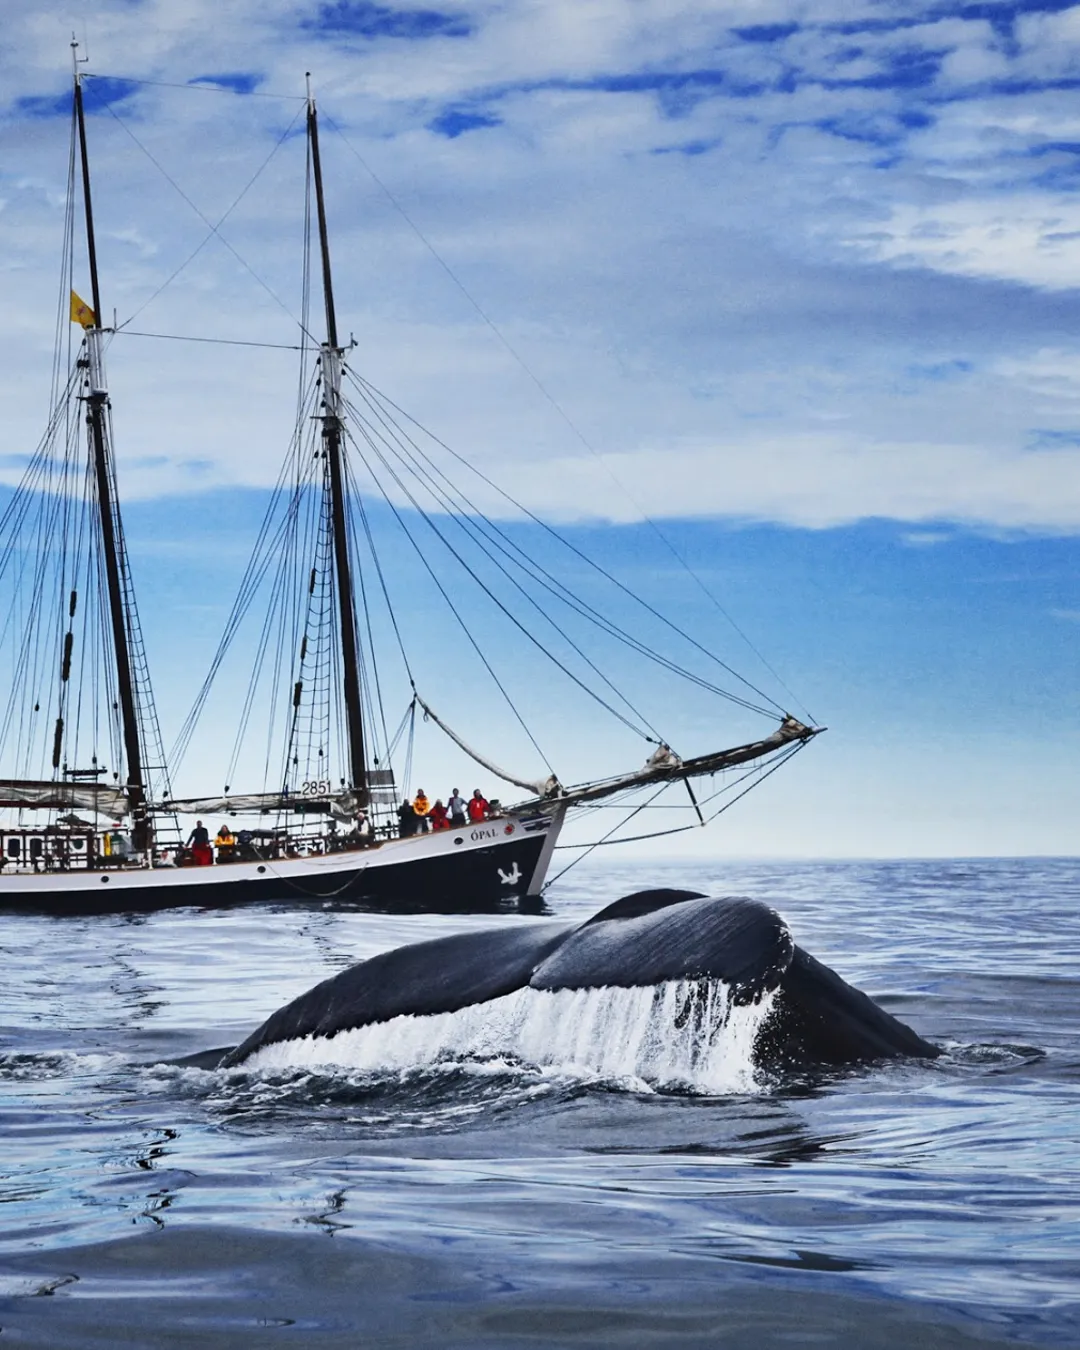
left=221, top=889, right=939, bottom=1068
left=222, top=921, right=571, bottom=1067
left=530, top=894, right=794, bottom=1000
left=757, top=945, right=940, bottom=1066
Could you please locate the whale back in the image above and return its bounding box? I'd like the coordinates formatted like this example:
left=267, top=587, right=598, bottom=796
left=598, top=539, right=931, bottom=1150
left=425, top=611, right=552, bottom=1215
left=579, top=887, right=707, bottom=924
left=531, top=894, right=794, bottom=1001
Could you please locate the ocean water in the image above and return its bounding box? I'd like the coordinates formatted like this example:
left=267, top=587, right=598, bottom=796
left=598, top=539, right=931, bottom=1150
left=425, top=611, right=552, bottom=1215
left=0, top=857, right=1077, bottom=1348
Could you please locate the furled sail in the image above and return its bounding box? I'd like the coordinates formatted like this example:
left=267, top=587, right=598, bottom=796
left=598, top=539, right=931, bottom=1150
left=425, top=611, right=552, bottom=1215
left=414, top=694, right=559, bottom=796
left=159, top=791, right=361, bottom=819
left=0, top=779, right=130, bottom=817
left=161, top=770, right=396, bottom=820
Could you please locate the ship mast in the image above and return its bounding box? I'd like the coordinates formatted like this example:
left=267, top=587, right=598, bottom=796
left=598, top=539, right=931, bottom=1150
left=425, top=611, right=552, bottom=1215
left=73, top=61, right=149, bottom=849
left=307, top=85, right=368, bottom=804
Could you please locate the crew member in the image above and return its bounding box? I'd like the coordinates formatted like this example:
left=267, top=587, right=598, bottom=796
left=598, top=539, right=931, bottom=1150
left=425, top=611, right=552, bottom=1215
left=413, top=789, right=431, bottom=832
left=467, top=789, right=489, bottom=823
left=187, top=819, right=213, bottom=867
left=429, top=799, right=449, bottom=831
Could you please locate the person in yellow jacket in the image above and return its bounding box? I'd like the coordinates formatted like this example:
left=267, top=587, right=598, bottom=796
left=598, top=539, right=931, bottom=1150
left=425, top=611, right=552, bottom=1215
left=412, top=789, right=431, bottom=833
left=215, top=823, right=236, bottom=861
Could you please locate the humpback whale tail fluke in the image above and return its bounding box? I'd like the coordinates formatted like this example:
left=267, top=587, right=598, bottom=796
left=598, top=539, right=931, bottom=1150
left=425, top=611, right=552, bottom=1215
left=222, top=891, right=939, bottom=1078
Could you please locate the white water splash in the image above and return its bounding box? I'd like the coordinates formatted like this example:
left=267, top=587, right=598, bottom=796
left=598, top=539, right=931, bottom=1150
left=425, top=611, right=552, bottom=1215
left=244, top=979, right=776, bottom=1096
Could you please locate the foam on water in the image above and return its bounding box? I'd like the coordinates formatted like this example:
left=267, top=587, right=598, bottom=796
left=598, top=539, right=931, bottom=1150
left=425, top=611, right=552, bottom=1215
left=243, top=979, right=776, bottom=1096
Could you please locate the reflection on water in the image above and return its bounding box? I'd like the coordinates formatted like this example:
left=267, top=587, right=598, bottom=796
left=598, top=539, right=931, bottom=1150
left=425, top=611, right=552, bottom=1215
left=0, top=858, right=1078, bottom=1347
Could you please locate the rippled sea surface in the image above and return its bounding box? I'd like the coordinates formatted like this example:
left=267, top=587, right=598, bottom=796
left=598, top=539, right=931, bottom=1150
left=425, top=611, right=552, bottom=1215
left=1, top=858, right=1078, bottom=1347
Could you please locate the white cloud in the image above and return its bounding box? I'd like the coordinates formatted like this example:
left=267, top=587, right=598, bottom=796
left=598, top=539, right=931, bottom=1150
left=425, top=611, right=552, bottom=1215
left=849, top=195, right=1080, bottom=288
left=492, top=434, right=1080, bottom=530
left=3, top=2, right=1080, bottom=533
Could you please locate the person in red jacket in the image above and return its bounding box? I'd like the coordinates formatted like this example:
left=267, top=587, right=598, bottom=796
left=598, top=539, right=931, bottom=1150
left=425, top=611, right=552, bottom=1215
left=429, top=799, right=449, bottom=831
left=467, top=789, right=488, bottom=823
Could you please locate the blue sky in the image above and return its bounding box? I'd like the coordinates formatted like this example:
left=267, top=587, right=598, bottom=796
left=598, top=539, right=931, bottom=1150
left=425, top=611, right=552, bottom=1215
left=1, top=0, right=1078, bottom=855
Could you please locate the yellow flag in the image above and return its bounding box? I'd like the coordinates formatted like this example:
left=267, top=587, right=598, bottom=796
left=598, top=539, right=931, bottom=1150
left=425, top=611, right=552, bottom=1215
left=70, top=290, right=96, bottom=328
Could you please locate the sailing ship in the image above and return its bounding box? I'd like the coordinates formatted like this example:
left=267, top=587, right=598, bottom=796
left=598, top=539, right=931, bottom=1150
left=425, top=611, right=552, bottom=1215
left=0, top=61, right=821, bottom=913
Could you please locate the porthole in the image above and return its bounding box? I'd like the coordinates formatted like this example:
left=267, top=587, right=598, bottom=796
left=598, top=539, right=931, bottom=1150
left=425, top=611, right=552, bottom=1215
left=100, top=875, right=110, bottom=884
left=453, top=837, right=463, bottom=846
left=257, top=865, right=266, bottom=874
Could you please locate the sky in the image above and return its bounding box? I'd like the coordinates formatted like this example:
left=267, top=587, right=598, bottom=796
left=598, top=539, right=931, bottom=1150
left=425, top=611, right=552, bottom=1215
left=1, top=0, right=1078, bottom=857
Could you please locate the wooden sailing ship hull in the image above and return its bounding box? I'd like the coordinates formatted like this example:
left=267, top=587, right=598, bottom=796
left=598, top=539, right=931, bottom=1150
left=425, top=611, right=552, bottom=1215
left=0, top=811, right=561, bottom=915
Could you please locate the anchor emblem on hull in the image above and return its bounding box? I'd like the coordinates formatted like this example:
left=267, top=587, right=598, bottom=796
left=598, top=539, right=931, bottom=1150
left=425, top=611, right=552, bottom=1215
left=497, top=861, right=522, bottom=887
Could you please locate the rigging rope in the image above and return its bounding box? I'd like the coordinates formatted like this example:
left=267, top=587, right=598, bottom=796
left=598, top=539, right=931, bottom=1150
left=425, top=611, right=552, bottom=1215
left=113, top=330, right=305, bottom=351
left=544, top=740, right=808, bottom=886
left=344, top=426, right=557, bottom=776
left=86, top=83, right=306, bottom=338
left=342, top=380, right=667, bottom=742
left=343, top=405, right=655, bottom=745
left=85, top=73, right=307, bottom=102
left=348, top=375, right=785, bottom=720
left=113, top=104, right=306, bottom=335
left=322, top=112, right=811, bottom=724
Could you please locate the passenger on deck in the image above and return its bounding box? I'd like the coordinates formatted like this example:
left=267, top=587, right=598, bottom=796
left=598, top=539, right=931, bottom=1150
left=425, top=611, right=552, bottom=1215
left=429, top=799, right=449, bottom=831
left=354, top=811, right=371, bottom=840
left=467, top=789, right=489, bottom=823
left=215, top=824, right=236, bottom=861
left=413, top=789, right=431, bottom=833
left=447, top=789, right=467, bottom=829
left=187, top=820, right=213, bottom=867
left=398, top=799, right=418, bottom=838
left=109, top=826, right=132, bottom=861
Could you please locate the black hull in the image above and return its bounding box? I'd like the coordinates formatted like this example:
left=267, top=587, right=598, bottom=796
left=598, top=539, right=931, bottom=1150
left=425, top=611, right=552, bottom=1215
left=0, top=830, right=552, bottom=917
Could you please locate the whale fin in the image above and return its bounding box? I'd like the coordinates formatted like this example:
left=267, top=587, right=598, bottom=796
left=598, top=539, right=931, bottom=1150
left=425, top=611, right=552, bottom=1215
left=757, top=946, right=941, bottom=1066
left=531, top=895, right=793, bottom=1002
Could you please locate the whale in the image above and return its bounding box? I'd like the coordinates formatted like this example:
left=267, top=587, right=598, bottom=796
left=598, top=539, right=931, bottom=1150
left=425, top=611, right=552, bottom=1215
left=220, top=889, right=939, bottom=1071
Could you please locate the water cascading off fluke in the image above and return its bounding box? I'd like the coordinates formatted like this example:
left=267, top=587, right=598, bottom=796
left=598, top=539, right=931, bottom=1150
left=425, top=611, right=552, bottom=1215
left=242, top=979, right=776, bottom=1096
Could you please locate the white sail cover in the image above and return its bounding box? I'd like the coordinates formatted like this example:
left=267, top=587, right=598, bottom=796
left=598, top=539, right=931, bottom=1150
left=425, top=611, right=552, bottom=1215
left=160, top=791, right=365, bottom=819
left=0, top=779, right=130, bottom=817
left=162, top=772, right=396, bottom=819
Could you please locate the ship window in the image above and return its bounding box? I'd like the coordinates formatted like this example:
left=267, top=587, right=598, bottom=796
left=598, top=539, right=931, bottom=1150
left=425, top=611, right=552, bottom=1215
left=6, top=837, right=21, bottom=858
left=29, top=837, right=43, bottom=859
